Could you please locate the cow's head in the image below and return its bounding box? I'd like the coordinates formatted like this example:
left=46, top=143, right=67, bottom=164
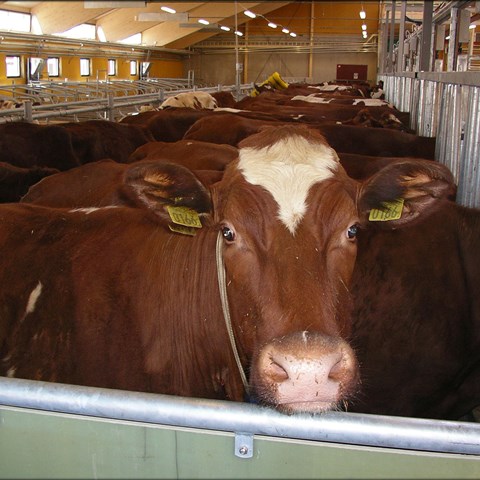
left=123, top=124, right=455, bottom=414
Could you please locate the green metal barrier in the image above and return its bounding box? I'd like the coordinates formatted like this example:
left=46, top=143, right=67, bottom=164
left=0, top=377, right=479, bottom=479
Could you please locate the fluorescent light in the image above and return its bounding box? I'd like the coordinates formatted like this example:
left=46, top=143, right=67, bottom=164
left=282, top=27, right=289, bottom=34
left=198, top=19, right=209, bottom=25
left=470, top=24, right=476, bottom=29
left=244, top=10, right=256, bottom=18
left=362, top=31, right=368, bottom=38
left=234, top=30, right=243, bottom=36
left=161, top=6, right=176, bottom=14
left=445, top=35, right=450, bottom=40
left=268, top=22, right=277, bottom=29
left=359, top=10, right=366, bottom=19
left=289, top=32, right=297, bottom=37
left=220, top=25, right=231, bottom=31
left=361, top=23, right=367, bottom=31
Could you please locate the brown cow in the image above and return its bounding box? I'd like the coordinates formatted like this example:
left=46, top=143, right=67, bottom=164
left=0, top=122, right=80, bottom=171
left=183, top=113, right=435, bottom=158
left=0, top=162, right=59, bottom=203
left=59, top=120, right=155, bottom=164
left=129, top=139, right=237, bottom=171
left=120, top=107, right=213, bottom=142
left=22, top=159, right=223, bottom=208
left=0, top=125, right=453, bottom=414
left=349, top=199, right=480, bottom=420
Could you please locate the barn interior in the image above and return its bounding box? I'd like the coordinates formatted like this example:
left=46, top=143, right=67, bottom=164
left=0, top=2, right=480, bottom=479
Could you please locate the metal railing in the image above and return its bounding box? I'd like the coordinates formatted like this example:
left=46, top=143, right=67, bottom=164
left=0, top=376, right=479, bottom=456
left=0, top=82, right=255, bottom=124
left=379, top=72, right=480, bottom=208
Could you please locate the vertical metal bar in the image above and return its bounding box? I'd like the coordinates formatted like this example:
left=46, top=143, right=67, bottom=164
left=419, top=1, right=433, bottom=71
left=447, top=7, right=458, bottom=71
left=458, top=86, right=480, bottom=207
left=389, top=1, right=396, bottom=72
left=397, top=1, right=406, bottom=72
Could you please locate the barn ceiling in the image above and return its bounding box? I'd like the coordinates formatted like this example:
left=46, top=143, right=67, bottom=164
left=0, top=1, right=446, bottom=56
left=0, top=1, right=381, bottom=50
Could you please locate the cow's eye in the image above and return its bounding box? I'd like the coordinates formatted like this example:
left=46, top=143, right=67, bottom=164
left=346, top=224, right=359, bottom=241
left=222, top=226, right=235, bottom=242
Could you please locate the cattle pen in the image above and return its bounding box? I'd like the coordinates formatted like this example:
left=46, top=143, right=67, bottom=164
left=1, top=377, right=480, bottom=479
left=1, top=1, right=480, bottom=479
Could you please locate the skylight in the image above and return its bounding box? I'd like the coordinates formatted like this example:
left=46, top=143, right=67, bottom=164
left=0, top=9, right=30, bottom=33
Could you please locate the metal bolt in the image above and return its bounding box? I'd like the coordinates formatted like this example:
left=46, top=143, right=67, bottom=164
left=238, top=445, right=249, bottom=455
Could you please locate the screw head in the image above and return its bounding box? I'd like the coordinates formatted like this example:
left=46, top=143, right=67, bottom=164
left=238, top=445, right=249, bottom=455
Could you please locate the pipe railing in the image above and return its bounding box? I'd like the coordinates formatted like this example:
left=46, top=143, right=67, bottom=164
left=0, top=376, right=479, bottom=456
left=0, top=83, right=255, bottom=123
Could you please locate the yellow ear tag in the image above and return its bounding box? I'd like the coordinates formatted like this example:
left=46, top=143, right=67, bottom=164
left=168, top=224, right=197, bottom=236
left=167, top=205, right=202, bottom=228
left=369, top=198, right=405, bottom=222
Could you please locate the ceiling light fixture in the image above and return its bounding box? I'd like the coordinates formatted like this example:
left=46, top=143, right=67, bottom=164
left=360, top=9, right=366, bottom=19
left=361, top=23, right=367, bottom=31
left=289, top=32, right=297, bottom=37
left=244, top=10, right=256, bottom=19
left=198, top=19, right=209, bottom=25
left=268, top=22, right=277, bottom=29
left=234, top=30, right=243, bottom=36
left=282, top=27, right=289, bottom=34
left=220, top=25, right=231, bottom=31
left=161, top=6, right=176, bottom=14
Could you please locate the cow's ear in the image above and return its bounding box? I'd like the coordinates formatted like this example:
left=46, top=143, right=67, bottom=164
left=122, top=161, right=212, bottom=223
left=358, top=159, right=456, bottom=228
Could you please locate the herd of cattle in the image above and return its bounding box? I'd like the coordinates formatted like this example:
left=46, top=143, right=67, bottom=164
left=0, top=82, right=478, bottom=422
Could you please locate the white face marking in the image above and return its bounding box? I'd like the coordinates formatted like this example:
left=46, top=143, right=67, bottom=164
left=239, top=134, right=339, bottom=234
left=25, top=281, right=42, bottom=316
left=7, top=367, right=16, bottom=378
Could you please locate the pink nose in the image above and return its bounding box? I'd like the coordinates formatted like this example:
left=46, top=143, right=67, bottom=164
left=251, top=331, right=358, bottom=414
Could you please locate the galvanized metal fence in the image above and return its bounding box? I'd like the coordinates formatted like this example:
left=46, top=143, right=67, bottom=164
left=379, top=72, right=480, bottom=208
left=0, top=81, right=254, bottom=124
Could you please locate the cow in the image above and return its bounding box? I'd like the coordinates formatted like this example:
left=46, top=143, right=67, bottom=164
left=160, top=91, right=218, bottom=110
left=183, top=113, right=435, bottom=158
left=120, top=108, right=214, bottom=142
left=22, top=159, right=223, bottom=208
left=0, top=162, right=59, bottom=203
left=0, top=124, right=454, bottom=414
left=349, top=199, right=480, bottom=420
left=0, top=122, right=81, bottom=171
left=59, top=120, right=155, bottom=164
left=129, top=139, right=237, bottom=171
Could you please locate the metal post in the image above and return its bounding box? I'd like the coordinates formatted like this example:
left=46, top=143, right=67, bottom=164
left=389, top=0, right=396, bottom=72
left=447, top=7, right=459, bottom=71
left=107, top=92, right=114, bottom=121
left=397, top=1, right=407, bottom=72
left=419, top=1, right=433, bottom=71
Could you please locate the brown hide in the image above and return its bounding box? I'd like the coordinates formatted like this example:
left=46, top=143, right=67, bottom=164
left=0, top=122, right=80, bottom=171
left=60, top=120, right=154, bottom=164
left=0, top=125, right=454, bottom=415
left=0, top=162, right=59, bottom=202
left=183, top=113, right=435, bottom=158
left=129, top=139, right=237, bottom=170
left=350, top=200, right=480, bottom=420
left=22, top=159, right=223, bottom=208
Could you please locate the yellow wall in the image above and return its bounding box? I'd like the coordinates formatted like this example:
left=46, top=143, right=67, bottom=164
left=0, top=53, right=184, bottom=87
left=149, top=59, right=184, bottom=78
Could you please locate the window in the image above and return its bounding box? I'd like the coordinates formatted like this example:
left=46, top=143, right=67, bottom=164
left=119, top=33, right=141, bottom=45
left=140, top=62, right=151, bottom=79
left=47, top=57, right=60, bottom=77
left=28, top=57, right=44, bottom=81
left=129, top=60, right=137, bottom=76
left=80, top=58, right=91, bottom=76
left=6, top=55, right=21, bottom=77
left=55, top=23, right=95, bottom=40
left=0, top=9, right=30, bottom=33
left=107, top=59, right=116, bottom=76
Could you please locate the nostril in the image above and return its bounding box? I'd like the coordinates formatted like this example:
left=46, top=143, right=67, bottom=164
left=266, top=359, right=289, bottom=382
left=328, top=358, right=344, bottom=381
